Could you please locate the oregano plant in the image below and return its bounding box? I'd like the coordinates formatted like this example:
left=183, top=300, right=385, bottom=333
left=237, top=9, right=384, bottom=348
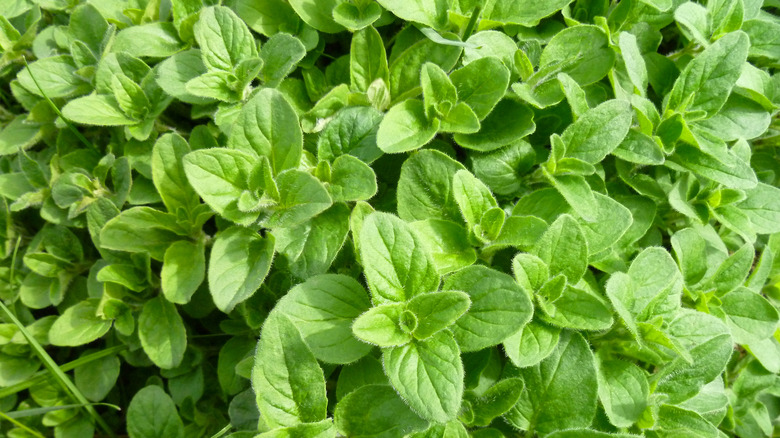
left=0, top=0, right=778, bottom=437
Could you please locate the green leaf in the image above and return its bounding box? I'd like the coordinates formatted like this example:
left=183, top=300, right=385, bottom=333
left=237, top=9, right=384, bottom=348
left=668, top=144, right=757, bottom=189
left=259, top=33, right=306, bottom=87
left=718, top=287, right=779, bottom=344
left=445, top=265, right=533, bottom=352
left=127, top=386, right=184, bottom=438
left=155, top=50, right=211, bottom=104
left=276, top=274, right=372, bottom=364
left=374, top=0, right=447, bottom=29
left=397, top=149, right=466, bottom=222
left=0, top=115, right=41, bottom=157
left=453, top=169, right=498, bottom=228
left=275, top=203, right=350, bottom=280
left=383, top=330, right=464, bottom=423
left=359, top=212, right=439, bottom=303
left=376, top=99, right=439, bottom=153
left=112, top=22, right=186, bottom=58
left=253, top=312, right=327, bottom=428
left=654, top=310, right=733, bottom=404
left=138, top=296, right=187, bottom=369
left=329, top=154, right=377, bottom=202
left=546, top=173, right=598, bottom=222
left=208, top=226, right=275, bottom=313
left=619, top=32, right=649, bottom=94
left=62, top=94, right=139, bottom=126
left=453, top=99, right=535, bottom=152
left=406, top=291, right=471, bottom=340
left=100, top=207, right=187, bottom=260
left=596, top=356, right=649, bottom=428
left=533, top=214, right=588, bottom=283
left=506, top=331, right=597, bottom=435
left=288, top=0, right=345, bottom=33
left=667, top=30, right=749, bottom=117
left=49, top=299, right=112, bottom=347
left=708, top=242, right=754, bottom=295
left=503, top=320, right=561, bottom=368
left=737, top=182, right=780, bottom=234
left=538, top=24, right=615, bottom=87
left=486, top=0, right=574, bottom=26
left=183, top=148, right=259, bottom=225
left=18, top=55, right=90, bottom=98
left=561, top=99, right=633, bottom=164
left=388, top=29, right=462, bottom=98
left=450, top=56, right=510, bottom=120
left=229, top=88, right=303, bottom=175
left=350, top=26, right=389, bottom=92
left=266, top=170, right=332, bottom=229
left=152, top=133, right=200, bottom=216
left=352, top=302, right=412, bottom=347
left=539, top=283, right=614, bottom=331
left=255, top=420, right=335, bottom=438
left=317, top=106, right=384, bottom=163
left=333, top=2, right=383, bottom=31
left=194, top=6, right=257, bottom=71
left=334, top=385, right=429, bottom=437
left=233, top=0, right=301, bottom=37
left=412, top=219, right=477, bottom=274
left=161, top=240, right=205, bottom=304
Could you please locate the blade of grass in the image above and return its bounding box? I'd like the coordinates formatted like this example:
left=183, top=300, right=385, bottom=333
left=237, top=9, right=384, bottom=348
left=5, top=403, right=120, bottom=419
left=21, top=57, right=98, bottom=153
left=0, top=301, right=116, bottom=438
left=0, top=410, right=46, bottom=438
left=209, top=424, right=232, bottom=438
left=0, top=345, right=127, bottom=399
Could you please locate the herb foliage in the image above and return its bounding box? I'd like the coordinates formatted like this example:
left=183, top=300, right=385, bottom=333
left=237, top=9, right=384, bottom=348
left=0, top=0, right=779, bottom=436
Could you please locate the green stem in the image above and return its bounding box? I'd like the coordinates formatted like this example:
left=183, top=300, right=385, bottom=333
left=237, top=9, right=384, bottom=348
left=0, top=302, right=116, bottom=438
left=462, top=5, right=482, bottom=41
left=22, top=57, right=98, bottom=154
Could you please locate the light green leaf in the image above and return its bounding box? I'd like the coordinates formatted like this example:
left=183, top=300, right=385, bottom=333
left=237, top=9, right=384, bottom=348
left=229, top=88, right=303, bottom=175
left=334, top=385, right=429, bottom=437
left=138, top=296, right=187, bottom=369
left=127, top=386, right=184, bottom=438
left=277, top=274, right=372, bottom=364
left=486, top=0, right=574, bottom=26
left=453, top=169, right=497, bottom=228
left=561, top=99, right=633, bottom=164
left=667, top=30, right=749, bottom=117
left=376, top=99, right=439, bottom=153
left=208, top=226, right=274, bottom=313
left=406, top=291, right=471, bottom=340
left=288, top=0, right=345, bottom=33
left=266, top=170, right=332, bottom=229
left=453, top=99, right=535, bottom=152
left=194, top=6, right=258, bottom=71
left=383, top=330, right=464, bottom=423
left=275, top=203, right=350, bottom=280
left=533, top=214, right=588, bottom=283
left=352, top=302, right=412, bottom=347
left=18, top=55, right=90, bottom=98
left=62, top=94, right=139, bottom=126
left=506, top=331, right=597, bottom=435
left=49, top=299, right=112, bottom=347
left=252, top=312, right=328, bottom=428
left=152, top=133, right=200, bottom=216
left=718, top=287, right=779, bottom=344
left=317, top=106, right=384, bottom=163
left=450, top=57, right=510, bottom=120
left=161, top=240, right=205, bottom=304
left=112, top=22, right=186, bottom=58
left=397, top=149, right=466, bottom=222
left=329, top=154, right=377, bottom=202
left=183, top=148, right=259, bottom=225
left=350, top=26, right=389, bottom=92
left=596, top=357, right=649, bottom=428
left=359, top=212, right=440, bottom=303
left=100, top=207, right=187, bottom=260
left=503, top=320, right=560, bottom=368
left=259, top=33, right=306, bottom=87
left=412, top=219, right=477, bottom=274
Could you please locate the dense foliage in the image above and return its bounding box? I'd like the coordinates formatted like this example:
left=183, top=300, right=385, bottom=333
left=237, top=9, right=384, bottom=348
left=0, top=0, right=779, bottom=436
